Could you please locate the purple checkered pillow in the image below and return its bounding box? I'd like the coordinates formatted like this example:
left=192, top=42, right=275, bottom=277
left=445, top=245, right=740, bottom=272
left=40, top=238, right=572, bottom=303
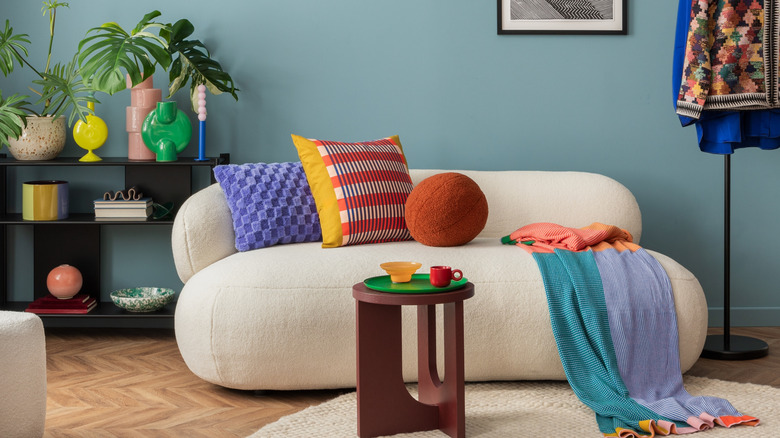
left=214, top=162, right=322, bottom=251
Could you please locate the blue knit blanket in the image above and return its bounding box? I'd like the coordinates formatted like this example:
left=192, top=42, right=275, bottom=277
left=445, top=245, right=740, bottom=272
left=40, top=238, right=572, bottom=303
left=505, top=223, right=759, bottom=436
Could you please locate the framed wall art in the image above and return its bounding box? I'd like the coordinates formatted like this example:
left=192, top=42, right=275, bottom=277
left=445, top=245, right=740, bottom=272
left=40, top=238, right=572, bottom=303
left=498, top=0, right=627, bottom=35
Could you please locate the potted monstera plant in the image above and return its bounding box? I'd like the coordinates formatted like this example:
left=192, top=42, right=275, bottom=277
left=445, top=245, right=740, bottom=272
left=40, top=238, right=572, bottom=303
left=0, top=1, right=96, bottom=160
left=77, top=10, right=239, bottom=112
left=77, top=10, right=238, bottom=160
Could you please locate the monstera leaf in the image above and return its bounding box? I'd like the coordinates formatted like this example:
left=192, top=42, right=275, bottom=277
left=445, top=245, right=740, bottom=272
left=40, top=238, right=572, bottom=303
left=77, top=11, right=171, bottom=95
left=33, top=56, right=97, bottom=126
left=0, top=19, right=30, bottom=77
left=0, top=92, right=30, bottom=147
left=164, top=19, right=239, bottom=111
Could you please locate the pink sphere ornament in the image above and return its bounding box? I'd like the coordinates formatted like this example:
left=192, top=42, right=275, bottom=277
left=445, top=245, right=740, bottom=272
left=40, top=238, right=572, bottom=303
left=197, top=85, right=207, bottom=122
left=46, top=264, right=83, bottom=299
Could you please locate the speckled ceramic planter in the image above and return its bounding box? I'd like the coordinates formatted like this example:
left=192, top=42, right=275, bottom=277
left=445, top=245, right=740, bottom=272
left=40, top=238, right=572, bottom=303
left=7, top=116, right=66, bottom=160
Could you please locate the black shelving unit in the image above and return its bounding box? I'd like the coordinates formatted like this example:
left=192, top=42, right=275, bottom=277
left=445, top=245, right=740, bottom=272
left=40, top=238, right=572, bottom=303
left=0, top=153, right=229, bottom=328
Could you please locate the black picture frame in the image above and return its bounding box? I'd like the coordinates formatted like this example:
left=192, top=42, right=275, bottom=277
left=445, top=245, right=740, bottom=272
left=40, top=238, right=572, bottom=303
left=498, top=0, right=627, bottom=35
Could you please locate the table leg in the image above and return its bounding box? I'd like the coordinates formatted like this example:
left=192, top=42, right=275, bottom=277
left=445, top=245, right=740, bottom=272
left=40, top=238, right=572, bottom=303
left=440, top=301, right=466, bottom=438
left=418, top=304, right=441, bottom=397
left=417, top=302, right=466, bottom=438
left=356, top=300, right=438, bottom=437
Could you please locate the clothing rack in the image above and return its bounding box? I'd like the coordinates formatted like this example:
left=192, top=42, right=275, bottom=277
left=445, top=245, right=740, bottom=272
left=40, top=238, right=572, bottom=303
left=700, top=154, right=769, bottom=360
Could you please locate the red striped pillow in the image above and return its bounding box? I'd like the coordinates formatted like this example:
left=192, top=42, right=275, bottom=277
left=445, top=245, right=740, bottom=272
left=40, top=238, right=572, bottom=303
left=292, top=134, right=413, bottom=247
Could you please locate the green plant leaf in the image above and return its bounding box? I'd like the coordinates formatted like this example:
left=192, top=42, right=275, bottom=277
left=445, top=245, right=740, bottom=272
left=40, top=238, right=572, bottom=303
left=0, top=19, right=31, bottom=77
left=77, top=12, right=170, bottom=95
left=41, top=1, right=70, bottom=15
left=0, top=92, right=31, bottom=147
left=165, top=19, right=238, bottom=111
left=32, top=56, right=97, bottom=126
left=131, top=10, right=162, bottom=35
left=170, top=17, right=195, bottom=41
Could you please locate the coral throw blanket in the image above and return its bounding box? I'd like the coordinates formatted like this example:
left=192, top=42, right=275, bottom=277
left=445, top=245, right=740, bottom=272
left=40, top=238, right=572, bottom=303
left=503, top=223, right=759, bottom=437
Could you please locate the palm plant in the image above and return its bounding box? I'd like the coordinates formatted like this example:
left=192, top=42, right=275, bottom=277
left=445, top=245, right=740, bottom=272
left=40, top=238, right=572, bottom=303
left=78, top=11, right=238, bottom=112
left=0, top=1, right=96, bottom=147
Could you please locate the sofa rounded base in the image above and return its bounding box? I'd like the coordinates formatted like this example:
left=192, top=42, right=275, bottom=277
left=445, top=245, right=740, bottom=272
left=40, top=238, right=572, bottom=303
left=174, top=239, right=707, bottom=391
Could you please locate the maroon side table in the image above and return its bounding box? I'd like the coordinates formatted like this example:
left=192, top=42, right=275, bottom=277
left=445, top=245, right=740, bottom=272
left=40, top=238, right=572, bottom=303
left=352, top=281, right=474, bottom=438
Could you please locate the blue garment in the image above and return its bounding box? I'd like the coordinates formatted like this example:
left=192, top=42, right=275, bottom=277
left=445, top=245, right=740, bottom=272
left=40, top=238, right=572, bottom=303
left=694, top=111, right=780, bottom=154
left=672, top=0, right=695, bottom=128
left=673, top=0, right=780, bottom=154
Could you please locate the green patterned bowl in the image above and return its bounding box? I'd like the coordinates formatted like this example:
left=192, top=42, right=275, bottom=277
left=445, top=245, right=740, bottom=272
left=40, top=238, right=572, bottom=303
left=110, top=287, right=175, bottom=312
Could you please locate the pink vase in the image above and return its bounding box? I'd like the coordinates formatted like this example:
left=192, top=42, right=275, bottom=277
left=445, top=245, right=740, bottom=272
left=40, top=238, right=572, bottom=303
left=126, top=75, right=161, bottom=161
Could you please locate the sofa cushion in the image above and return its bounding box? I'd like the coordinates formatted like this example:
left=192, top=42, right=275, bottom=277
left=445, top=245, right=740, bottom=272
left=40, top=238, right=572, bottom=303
left=213, top=162, right=321, bottom=251
left=291, top=134, right=413, bottom=248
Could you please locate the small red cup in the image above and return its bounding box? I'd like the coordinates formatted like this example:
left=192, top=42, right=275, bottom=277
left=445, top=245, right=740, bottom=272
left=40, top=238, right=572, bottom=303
left=429, top=266, right=463, bottom=288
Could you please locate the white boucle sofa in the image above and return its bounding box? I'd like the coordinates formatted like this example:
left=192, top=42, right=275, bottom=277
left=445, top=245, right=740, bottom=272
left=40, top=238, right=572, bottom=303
left=171, top=169, right=708, bottom=391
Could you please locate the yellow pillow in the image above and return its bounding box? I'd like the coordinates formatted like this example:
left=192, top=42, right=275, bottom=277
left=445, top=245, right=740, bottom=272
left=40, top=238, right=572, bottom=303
left=291, top=134, right=413, bottom=248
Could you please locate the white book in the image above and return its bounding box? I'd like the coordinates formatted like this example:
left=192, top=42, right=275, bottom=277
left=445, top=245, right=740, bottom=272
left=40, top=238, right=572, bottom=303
left=93, top=197, right=152, bottom=208
left=94, top=216, right=150, bottom=222
left=94, top=205, right=153, bottom=218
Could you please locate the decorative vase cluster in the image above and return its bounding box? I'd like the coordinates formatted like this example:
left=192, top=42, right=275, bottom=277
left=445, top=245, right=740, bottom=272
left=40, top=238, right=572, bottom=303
left=0, top=3, right=239, bottom=162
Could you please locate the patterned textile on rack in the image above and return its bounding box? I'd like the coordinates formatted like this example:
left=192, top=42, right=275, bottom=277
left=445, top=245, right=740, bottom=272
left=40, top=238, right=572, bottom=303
left=503, top=223, right=760, bottom=436
left=672, top=0, right=780, bottom=154
left=675, top=0, right=772, bottom=120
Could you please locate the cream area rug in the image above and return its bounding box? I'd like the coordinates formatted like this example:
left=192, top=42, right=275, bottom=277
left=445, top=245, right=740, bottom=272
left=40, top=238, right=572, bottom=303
left=249, top=376, right=775, bottom=437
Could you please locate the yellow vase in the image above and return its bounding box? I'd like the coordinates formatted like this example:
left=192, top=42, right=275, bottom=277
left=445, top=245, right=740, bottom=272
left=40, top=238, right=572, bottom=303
left=73, top=102, right=108, bottom=162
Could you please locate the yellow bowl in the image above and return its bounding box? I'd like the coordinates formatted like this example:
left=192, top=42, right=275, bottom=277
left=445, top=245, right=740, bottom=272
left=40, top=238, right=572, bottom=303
left=380, top=261, right=422, bottom=283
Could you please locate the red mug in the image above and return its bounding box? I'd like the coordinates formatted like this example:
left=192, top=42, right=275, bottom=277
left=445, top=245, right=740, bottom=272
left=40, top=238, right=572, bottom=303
left=430, top=266, right=463, bottom=287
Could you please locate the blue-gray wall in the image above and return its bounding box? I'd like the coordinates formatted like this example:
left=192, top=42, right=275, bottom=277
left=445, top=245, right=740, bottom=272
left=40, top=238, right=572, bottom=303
left=3, top=0, right=778, bottom=326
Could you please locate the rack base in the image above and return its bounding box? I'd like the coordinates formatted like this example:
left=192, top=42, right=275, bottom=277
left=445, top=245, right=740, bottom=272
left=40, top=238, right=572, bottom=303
left=701, top=334, right=769, bottom=360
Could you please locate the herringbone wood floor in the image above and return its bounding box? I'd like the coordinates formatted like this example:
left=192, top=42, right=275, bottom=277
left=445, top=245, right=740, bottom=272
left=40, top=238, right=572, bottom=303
left=43, top=328, right=347, bottom=438
left=43, top=326, right=780, bottom=437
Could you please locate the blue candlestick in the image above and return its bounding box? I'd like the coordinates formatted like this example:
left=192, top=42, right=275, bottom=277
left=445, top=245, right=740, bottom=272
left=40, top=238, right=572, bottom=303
left=195, top=120, right=207, bottom=161
left=194, top=84, right=209, bottom=161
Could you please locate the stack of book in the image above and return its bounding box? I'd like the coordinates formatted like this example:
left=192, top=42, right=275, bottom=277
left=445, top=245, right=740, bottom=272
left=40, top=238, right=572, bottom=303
left=26, top=293, right=97, bottom=314
left=94, top=197, right=153, bottom=220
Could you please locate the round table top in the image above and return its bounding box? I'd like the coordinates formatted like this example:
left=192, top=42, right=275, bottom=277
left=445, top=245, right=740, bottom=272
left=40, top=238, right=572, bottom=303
left=352, top=281, right=474, bottom=306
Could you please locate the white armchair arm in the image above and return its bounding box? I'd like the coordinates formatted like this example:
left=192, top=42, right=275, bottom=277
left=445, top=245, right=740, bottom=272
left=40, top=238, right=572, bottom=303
left=172, top=184, right=237, bottom=283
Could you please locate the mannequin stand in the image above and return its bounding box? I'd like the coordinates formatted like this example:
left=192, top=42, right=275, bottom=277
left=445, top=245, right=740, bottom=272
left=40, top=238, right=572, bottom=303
left=700, top=154, right=769, bottom=360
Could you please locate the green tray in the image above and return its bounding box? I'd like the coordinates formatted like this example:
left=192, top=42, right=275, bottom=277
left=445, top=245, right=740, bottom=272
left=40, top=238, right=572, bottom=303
left=363, top=274, right=467, bottom=294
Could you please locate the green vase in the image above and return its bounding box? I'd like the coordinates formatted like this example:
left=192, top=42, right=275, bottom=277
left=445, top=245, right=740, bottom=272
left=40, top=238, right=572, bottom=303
left=141, top=101, right=192, bottom=162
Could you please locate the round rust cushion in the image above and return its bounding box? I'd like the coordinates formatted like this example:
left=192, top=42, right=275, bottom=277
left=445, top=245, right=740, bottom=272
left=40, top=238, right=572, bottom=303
left=405, top=172, right=489, bottom=247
